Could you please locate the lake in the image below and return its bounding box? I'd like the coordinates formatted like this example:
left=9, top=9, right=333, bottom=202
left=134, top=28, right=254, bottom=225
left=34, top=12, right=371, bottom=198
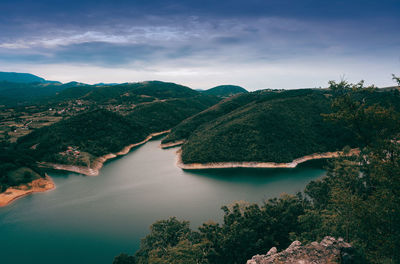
left=0, top=139, right=325, bottom=264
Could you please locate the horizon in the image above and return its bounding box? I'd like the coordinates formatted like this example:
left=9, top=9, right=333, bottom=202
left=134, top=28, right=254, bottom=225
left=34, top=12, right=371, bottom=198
left=0, top=0, right=399, bottom=90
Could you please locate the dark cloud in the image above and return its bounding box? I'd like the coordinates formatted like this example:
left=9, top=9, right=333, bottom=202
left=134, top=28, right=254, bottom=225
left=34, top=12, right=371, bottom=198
left=0, top=42, right=165, bottom=66
left=0, top=0, right=398, bottom=88
left=2, top=0, right=400, bottom=21
left=52, top=42, right=164, bottom=66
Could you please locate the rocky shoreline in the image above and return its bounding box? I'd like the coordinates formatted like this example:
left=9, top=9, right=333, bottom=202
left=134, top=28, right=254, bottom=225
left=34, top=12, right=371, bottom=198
left=0, top=174, right=55, bottom=207
left=160, top=140, right=186, bottom=149
left=38, top=130, right=170, bottom=176
left=176, top=148, right=360, bottom=169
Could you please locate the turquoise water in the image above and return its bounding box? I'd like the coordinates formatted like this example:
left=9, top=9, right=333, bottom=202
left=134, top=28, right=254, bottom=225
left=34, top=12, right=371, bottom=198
left=0, top=139, right=325, bottom=264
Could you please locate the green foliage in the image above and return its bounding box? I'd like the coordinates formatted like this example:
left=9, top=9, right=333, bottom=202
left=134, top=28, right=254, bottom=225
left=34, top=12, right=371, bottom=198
left=203, top=85, right=248, bottom=97
left=49, top=85, right=96, bottom=102
left=16, top=109, right=148, bottom=163
left=323, top=80, right=400, bottom=145
left=162, top=92, right=257, bottom=143
left=392, top=74, right=400, bottom=85
left=127, top=96, right=220, bottom=133
left=0, top=81, right=67, bottom=106
left=83, top=81, right=200, bottom=103
left=0, top=71, right=47, bottom=83
left=298, top=79, right=400, bottom=263
left=134, top=217, right=203, bottom=264
left=181, top=89, right=357, bottom=163
left=113, top=253, right=136, bottom=264
left=119, top=195, right=308, bottom=264
left=0, top=144, right=44, bottom=191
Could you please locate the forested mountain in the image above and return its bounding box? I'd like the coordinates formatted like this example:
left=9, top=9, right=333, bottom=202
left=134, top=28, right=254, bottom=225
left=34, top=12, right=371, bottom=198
left=0, top=82, right=66, bottom=106
left=0, top=71, right=55, bottom=83
left=181, top=89, right=356, bottom=163
left=3, top=94, right=218, bottom=171
left=0, top=77, right=206, bottom=107
left=82, top=81, right=199, bottom=102
left=202, top=85, right=248, bottom=97
left=45, top=81, right=201, bottom=105
left=162, top=92, right=257, bottom=144
left=165, top=88, right=400, bottom=164
left=0, top=81, right=95, bottom=106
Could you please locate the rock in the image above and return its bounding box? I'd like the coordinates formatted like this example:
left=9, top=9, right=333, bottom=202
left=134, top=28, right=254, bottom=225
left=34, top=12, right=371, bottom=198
left=246, top=236, right=353, bottom=264
left=267, top=247, right=277, bottom=256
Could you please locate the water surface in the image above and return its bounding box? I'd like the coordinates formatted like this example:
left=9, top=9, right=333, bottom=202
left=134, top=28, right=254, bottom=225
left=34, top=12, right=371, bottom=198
left=0, top=139, right=325, bottom=264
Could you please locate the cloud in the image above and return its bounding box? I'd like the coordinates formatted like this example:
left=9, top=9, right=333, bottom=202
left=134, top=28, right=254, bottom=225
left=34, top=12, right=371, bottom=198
left=0, top=1, right=398, bottom=89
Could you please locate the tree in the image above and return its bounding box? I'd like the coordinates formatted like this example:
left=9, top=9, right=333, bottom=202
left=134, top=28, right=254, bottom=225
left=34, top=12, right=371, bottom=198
left=134, top=217, right=199, bottom=264
left=301, top=78, right=400, bottom=263
left=113, top=253, right=136, bottom=264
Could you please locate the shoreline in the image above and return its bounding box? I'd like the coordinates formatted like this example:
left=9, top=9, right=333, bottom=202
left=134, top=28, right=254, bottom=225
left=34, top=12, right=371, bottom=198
left=176, top=148, right=360, bottom=170
left=160, top=140, right=186, bottom=149
left=0, top=174, right=55, bottom=207
left=38, top=130, right=170, bottom=176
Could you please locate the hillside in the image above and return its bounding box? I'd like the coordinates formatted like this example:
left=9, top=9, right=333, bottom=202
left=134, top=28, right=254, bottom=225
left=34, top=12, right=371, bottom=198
left=0, top=79, right=204, bottom=108
left=83, top=81, right=199, bottom=103
left=178, top=88, right=400, bottom=164
left=49, top=84, right=97, bottom=102
left=162, top=92, right=258, bottom=144
left=126, top=96, right=220, bottom=132
left=11, top=94, right=218, bottom=168
left=0, top=81, right=69, bottom=106
left=203, top=85, right=248, bottom=97
left=16, top=109, right=147, bottom=163
left=0, top=71, right=50, bottom=83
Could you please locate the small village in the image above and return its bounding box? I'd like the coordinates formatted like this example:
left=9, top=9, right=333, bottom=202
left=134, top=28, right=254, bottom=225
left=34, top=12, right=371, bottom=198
left=0, top=98, right=146, bottom=143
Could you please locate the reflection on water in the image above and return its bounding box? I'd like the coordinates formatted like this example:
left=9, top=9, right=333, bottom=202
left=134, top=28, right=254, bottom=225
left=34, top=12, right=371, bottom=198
left=0, top=139, right=326, bottom=264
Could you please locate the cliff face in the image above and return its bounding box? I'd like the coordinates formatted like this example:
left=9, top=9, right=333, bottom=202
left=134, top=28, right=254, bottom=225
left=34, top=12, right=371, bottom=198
left=246, top=236, right=353, bottom=264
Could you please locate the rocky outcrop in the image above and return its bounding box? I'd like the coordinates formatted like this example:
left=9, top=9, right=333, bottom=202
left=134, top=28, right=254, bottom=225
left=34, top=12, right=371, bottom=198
left=247, top=236, right=353, bottom=264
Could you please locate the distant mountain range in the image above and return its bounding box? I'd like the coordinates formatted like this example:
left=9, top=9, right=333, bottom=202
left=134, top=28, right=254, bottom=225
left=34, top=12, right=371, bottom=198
left=202, top=85, right=248, bottom=96
left=0, top=71, right=247, bottom=107
left=0, top=71, right=60, bottom=84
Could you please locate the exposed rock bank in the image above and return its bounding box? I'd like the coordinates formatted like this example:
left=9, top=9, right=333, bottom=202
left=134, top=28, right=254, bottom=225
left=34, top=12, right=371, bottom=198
left=0, top=175, right=55, bottom=207
left=38, top=130, right=170, bottom=176
left=246, top=236, right=353, bottom=264
left=177, top=149, right=360, bottom=170
left=160, top=140, right=185, bottom=149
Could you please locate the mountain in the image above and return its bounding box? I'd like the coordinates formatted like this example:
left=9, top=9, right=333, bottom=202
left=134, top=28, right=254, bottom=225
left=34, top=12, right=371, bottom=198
left=203, top=85, right=248, bottom=97
left=49, top=84, right=97, bottom=102
left=82, top=81, right=199, bottom=103
left=171, top=88, right=400, bottom=164
left=13, top=94, right=219, bottom=167
left=0, top=79, right=207, bottom=107
left=162, top=92, right=257, bottom=144
left=0, top=71, right=59, bottom=84
left=16, top=109, right=148, bottom=163
left=126, top=96, right=220, bottom=132
left=0, top=82, right=67, bottom=106
left=0, top=72, right=45, bottom=83
left=180, top=89, right=357, bottom=164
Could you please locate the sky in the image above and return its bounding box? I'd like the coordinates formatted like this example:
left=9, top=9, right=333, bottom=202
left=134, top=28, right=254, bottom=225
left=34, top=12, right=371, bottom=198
left=0, top=0, right=399, bottom=90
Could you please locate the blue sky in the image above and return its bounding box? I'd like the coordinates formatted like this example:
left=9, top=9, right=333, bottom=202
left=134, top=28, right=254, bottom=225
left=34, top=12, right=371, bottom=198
left=0, top=0, right=399, bottom=90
